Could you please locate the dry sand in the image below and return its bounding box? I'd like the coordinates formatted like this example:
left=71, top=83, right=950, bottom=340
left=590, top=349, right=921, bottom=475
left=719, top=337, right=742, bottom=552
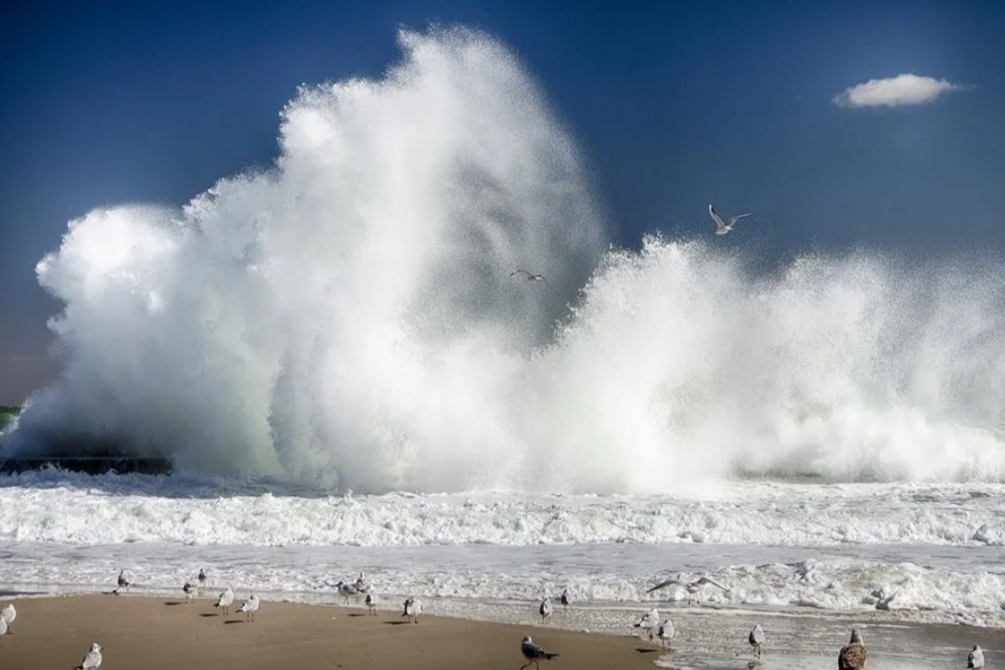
left=0, top=594, right=1001, bottom=669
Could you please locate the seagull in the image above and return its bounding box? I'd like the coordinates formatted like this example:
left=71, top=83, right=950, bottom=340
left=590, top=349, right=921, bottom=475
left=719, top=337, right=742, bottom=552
left=520, top=635, right=559, bottom=670
left=335, top=580, right=359, bottom=605
left=748, top=624, right=765, bottom=658
left=75, top=642, right=103, bottom=670
left=968, top=644, right=985, bottom=669
left=214, top=587, right=234, bottom=615
left=838, top=629, right=867, bottom=670
left=633, top=607, right=660, bottom=639
left=354, top=571, right=370, bottom=594
left=365, top=593, right=378, bottom=616
left=510, top=269, right=547, bottom=283
left=539, top=597, right=553, bottom=620
left=197, top=569, right=207, bottom=588
left=657, top=619, right=675, bottom=651
left=238, top=594, right=260, bottom=622
left=183, top=582, right=196, bottom=603
left=709, top=204, right=752, bottom=235
left=402, top=597, right=422, bottom=623
left=1, top=603, right=15, bottom=633
left=647, top=573, right=730, bottom=605
left=0, top=616, right=6, bottom=640
left=560, top=589, right=569, bottom=609
left=114, top=569, right=130, bottom=595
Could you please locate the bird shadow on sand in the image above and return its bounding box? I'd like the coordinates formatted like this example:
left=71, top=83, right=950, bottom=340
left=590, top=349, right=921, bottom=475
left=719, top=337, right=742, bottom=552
left=163, top=601, right=188, bottom=606
left=634, top=648, right=661, bottom=654
left=346, top=613, right=368, bottom=618
left=382, top=621, right=412, bottom=626
left=224, top=619, right=245, bottom=625
left=199, top=613, right=219, bottom=618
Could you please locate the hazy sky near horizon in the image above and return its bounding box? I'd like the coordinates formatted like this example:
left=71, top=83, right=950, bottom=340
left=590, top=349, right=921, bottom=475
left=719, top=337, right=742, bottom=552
left=2, top=0, right=1004, bottom=403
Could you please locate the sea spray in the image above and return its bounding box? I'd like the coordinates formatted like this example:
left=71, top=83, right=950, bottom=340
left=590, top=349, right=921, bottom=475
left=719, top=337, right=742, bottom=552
left=4, top=28, right=1005, bottom=491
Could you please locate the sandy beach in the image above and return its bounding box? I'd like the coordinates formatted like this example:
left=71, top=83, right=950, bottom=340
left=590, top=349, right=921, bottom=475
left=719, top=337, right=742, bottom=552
left=0, top=594, right=655, bottom=670
left=0, top=593, right=1001, bottom=669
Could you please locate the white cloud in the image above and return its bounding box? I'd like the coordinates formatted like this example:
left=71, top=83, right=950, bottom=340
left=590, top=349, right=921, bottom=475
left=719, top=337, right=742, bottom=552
left=832, top=73, right=969, bottom=108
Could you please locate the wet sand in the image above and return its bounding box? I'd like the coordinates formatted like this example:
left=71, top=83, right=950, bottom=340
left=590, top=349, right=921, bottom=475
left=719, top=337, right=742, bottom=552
left=0, top=594, right=1000, bottom=669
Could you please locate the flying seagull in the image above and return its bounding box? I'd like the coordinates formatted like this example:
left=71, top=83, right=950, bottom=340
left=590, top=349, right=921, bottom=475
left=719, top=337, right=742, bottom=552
left=511, top=269, right=546, bottom=283
left=647, top=573, right=730, bottom=605
left=520, top=635, right=559, bottom=670
left=709, top=204, right=752, bottom=235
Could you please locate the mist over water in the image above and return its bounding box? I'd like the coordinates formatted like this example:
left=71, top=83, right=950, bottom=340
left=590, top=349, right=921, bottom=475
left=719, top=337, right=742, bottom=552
left=3, top=28, right=1005, bottom=492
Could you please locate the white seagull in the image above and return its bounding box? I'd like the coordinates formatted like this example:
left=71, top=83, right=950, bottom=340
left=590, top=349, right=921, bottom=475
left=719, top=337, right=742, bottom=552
left=657, top=618, right=675, bottom=651
left=0, top=603, right=15, bottom=633
left=709, top=204, right=752, bottom=235
left=75, top=642, right=103, bottom=670
left=238, top=594, right=260, bottom=622
left=335, top=580, right=359, bottom=605
left=402, top=597, right=422, bottom=623
left=354, top=571, right=370, bottom=594
left=539, top=597, right=553, bottom=620
left=647, top=573, right=730, bottom=605
left=214, top=587, right=234, bottom=615
left=510, top=269, right=547, bottom=283
left=183, top=582, right=196, bottom=603
left=633, top=607, right=660, bottom=639
left=968, top=644, right=985, bottom=669
left=749, top=624, right=765, bottom=658
left=520, top=635, right=559, bottom=670
left=365, top=593, right=379, bottom=616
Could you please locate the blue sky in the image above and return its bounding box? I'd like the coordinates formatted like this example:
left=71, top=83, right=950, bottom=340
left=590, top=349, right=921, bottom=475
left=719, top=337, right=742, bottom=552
left=1, top=0, right=1003, bottom=402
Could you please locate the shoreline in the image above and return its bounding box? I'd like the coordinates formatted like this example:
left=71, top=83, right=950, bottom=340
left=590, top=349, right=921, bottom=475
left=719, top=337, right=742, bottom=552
left=0, top=593, right=1000, bottom=669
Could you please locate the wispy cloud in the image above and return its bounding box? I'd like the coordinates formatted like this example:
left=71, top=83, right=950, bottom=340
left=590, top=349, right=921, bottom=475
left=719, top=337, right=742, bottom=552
left=832, top=73, right=969, bottom=108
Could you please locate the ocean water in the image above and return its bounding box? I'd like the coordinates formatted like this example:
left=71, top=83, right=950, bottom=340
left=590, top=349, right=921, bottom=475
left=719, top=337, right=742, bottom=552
left=1, top=471, right=1003, bottom=634
left=1, top=25, right=1004, bottom=655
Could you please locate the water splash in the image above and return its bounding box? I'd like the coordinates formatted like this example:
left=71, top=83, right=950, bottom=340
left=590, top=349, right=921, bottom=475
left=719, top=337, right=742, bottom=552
left=4, top=28, right=1005, bottom=492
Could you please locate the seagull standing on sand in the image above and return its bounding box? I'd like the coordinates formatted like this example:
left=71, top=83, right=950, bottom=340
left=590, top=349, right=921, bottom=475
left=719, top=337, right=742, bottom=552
left=0, top=616, right=7, bottom=640
left=657, top=619, right=675, bottom=651
left=647, top=573, right=730, bottom=605
left=214, top=587, right=234, bottom=615
left=365, top=593, right=378, bottom=615
left=1, top=603, right=15, bottom=633
left=238, top=594, right=260, bottom=622
left=634, top=607, right=660, bottom=639
left=539, top=597, right=553, bottom=620
left=838, top=629, right=867, bottom=670
left=520, top=635, right=559, bottom=670
left=510, top=269, right=547, bottom=283
left=336, top=580, right=359, bottom=605
left=708, top=204, right=752, bottom=236
left=402, top=597, right=422, bottom=623
left=748, top=624, right=765, bottom=658
left=968, top=644, right=985, bottom=669
left=114, top=569, right=130, bottom=594
left=75, top=642, right=103, bottom=670
left=183, top=582, right=196, bottom=603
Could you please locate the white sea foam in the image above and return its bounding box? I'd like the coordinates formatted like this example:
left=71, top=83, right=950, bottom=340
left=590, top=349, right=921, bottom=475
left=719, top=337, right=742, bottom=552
left=0, top=473, right=1002, bottom=548
left=3, top=26, right=1005, bottom=492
